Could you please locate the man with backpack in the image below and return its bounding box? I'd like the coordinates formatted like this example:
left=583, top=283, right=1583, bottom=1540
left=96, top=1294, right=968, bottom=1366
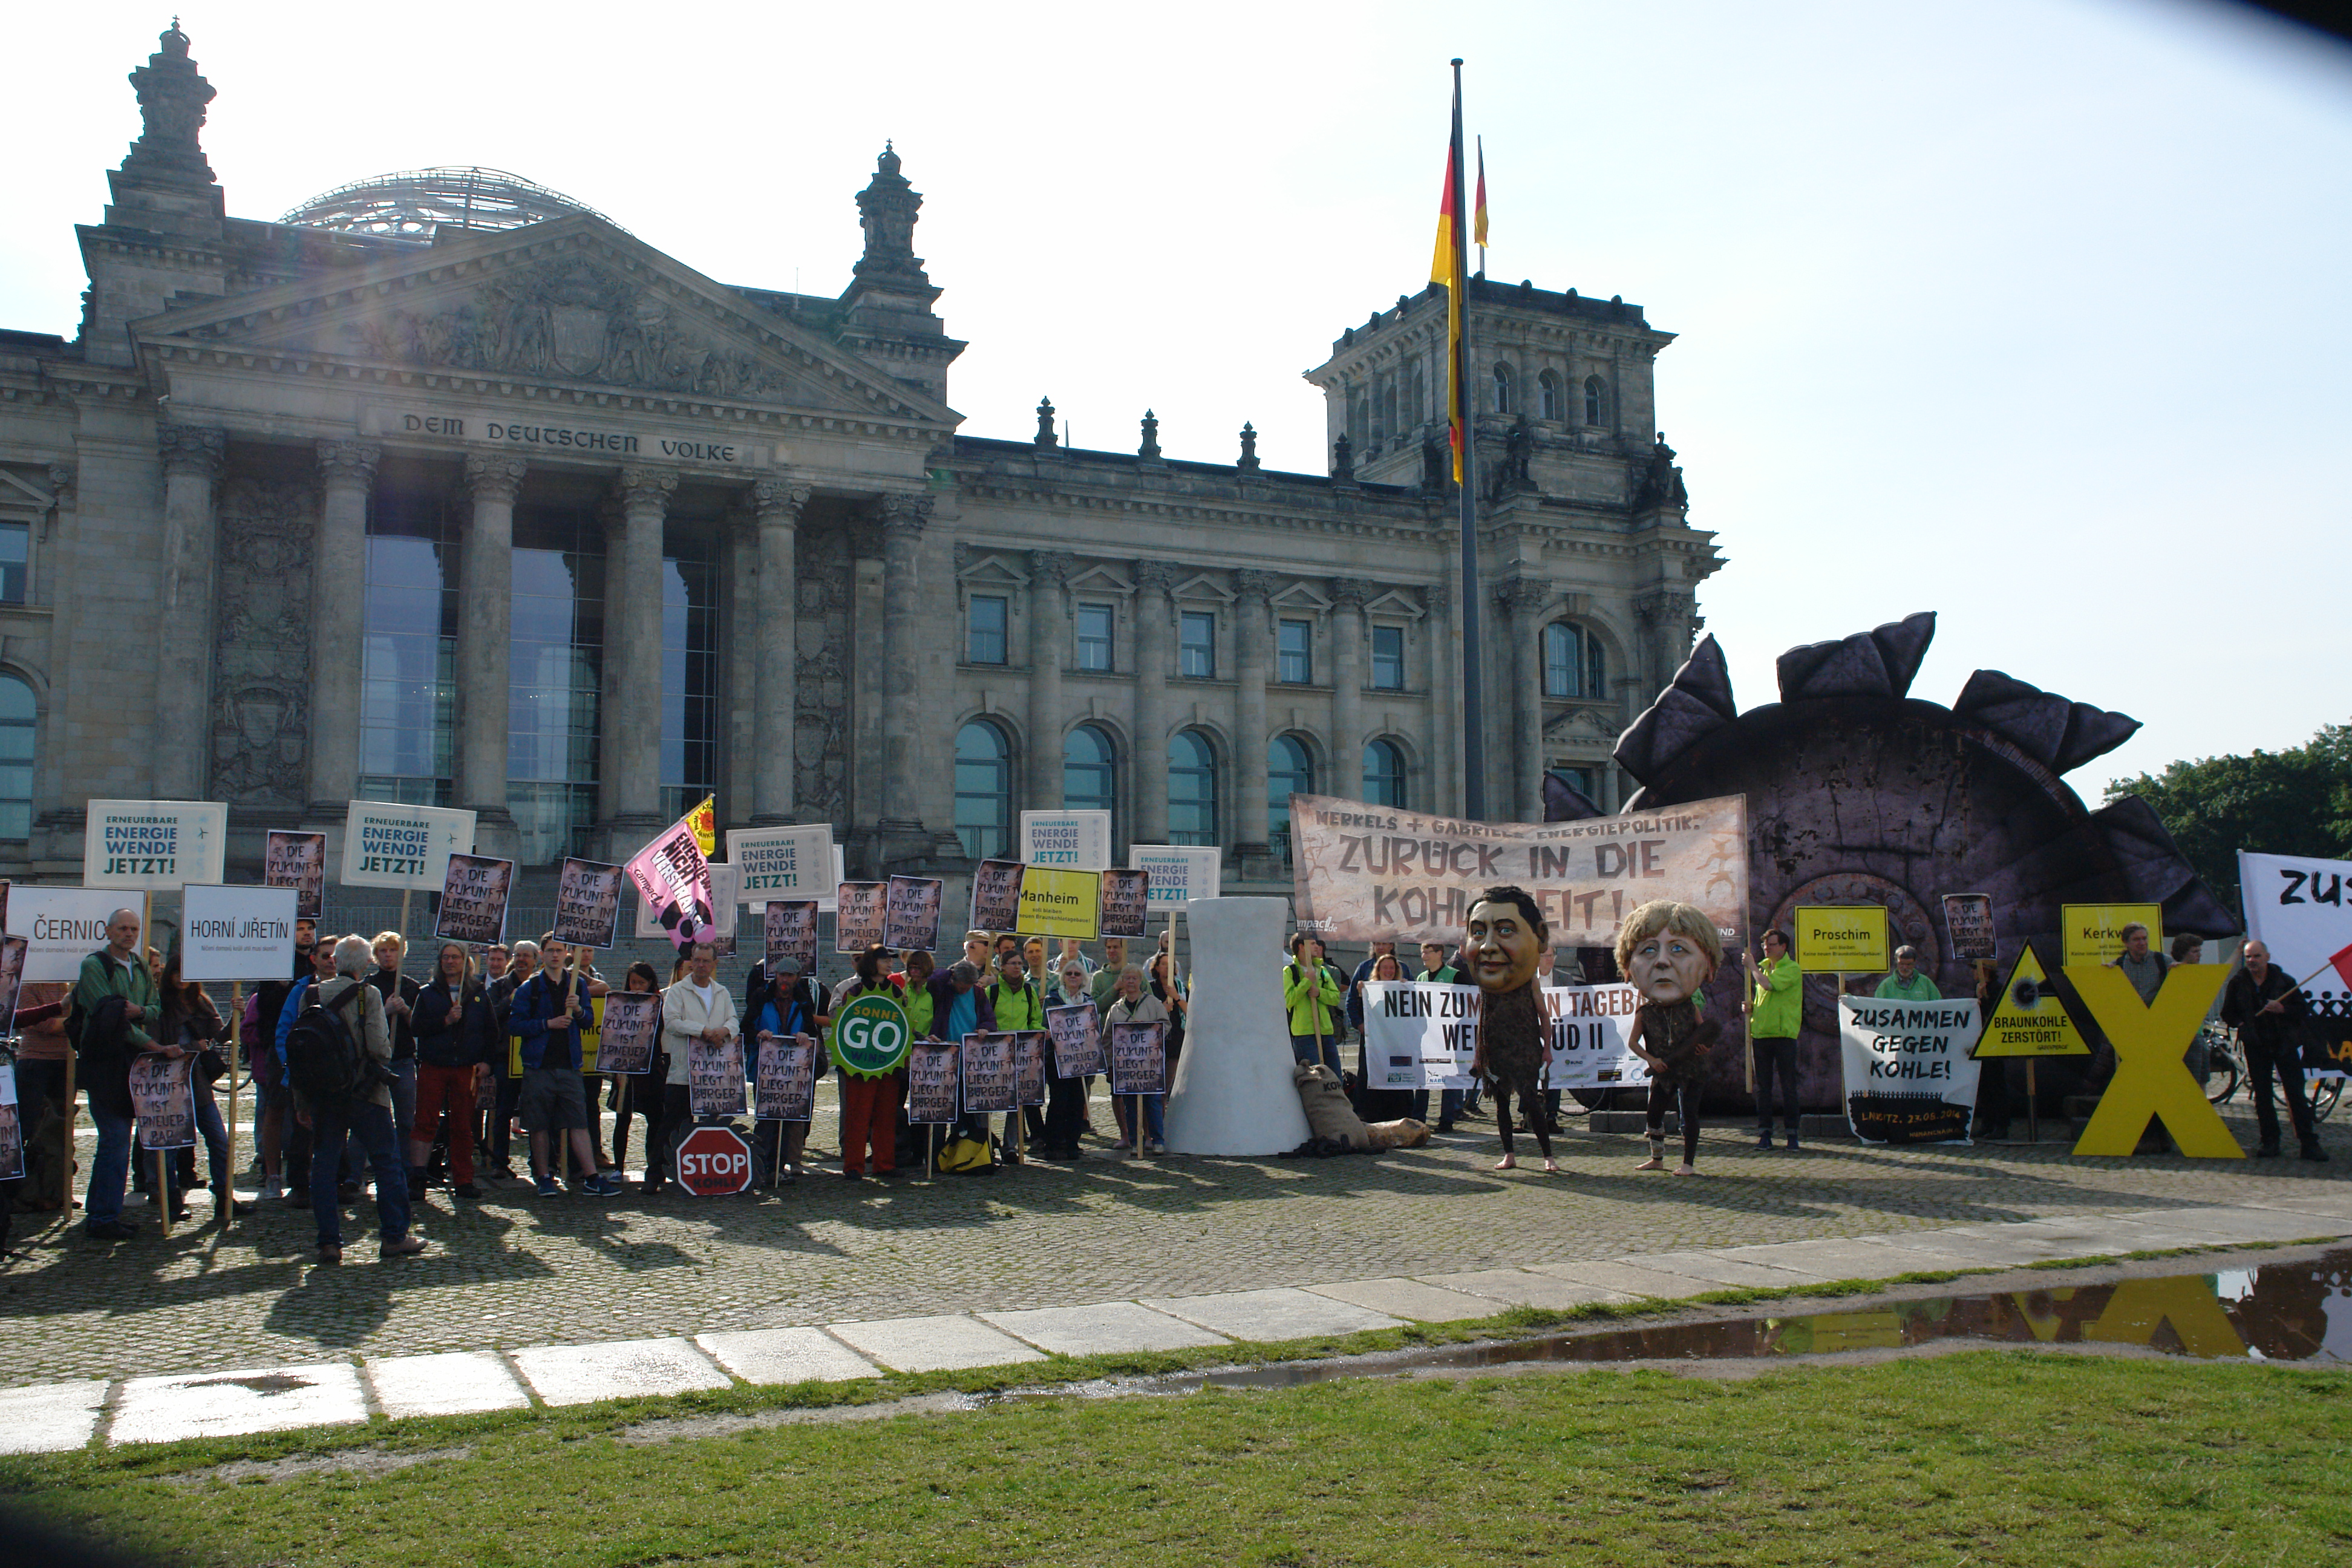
left=287, top=936, right=423, bottom=1264
left=67, top=908, right=161, bottom=1241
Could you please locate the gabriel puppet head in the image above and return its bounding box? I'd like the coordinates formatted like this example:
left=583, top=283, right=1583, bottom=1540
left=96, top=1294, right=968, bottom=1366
left=1463, top=886, right=1549, bottom=995
left=1614, top=899, right=1725, bottom=1007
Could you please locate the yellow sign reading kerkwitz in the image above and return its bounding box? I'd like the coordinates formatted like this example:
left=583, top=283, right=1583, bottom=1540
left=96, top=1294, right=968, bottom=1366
left=1793, top=906, right=1889, bottom=972
left=2061, top=903, right=2164, bottom=967
left=1016, top=866, right=1102, bottom=940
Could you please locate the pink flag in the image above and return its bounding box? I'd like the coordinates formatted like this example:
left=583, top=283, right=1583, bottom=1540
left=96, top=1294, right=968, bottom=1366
left=625, top=809, right=716, bottom=953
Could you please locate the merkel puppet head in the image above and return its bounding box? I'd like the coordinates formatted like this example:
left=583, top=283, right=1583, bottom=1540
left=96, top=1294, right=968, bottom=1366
left=1614, top=899, right=1724, bottom=1006
left=1464, top=886, right=1549, bottom=995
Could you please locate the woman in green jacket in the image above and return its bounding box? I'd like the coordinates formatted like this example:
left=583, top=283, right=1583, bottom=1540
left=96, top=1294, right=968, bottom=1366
left=1283, top=934, right=1345, bottom=1074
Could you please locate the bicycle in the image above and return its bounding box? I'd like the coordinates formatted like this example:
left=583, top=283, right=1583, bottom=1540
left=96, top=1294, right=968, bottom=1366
left=2200, top=1023, right=2338, bottom=1124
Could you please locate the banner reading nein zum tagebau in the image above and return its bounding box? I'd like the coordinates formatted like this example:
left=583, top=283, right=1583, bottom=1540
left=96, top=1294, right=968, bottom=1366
left=1289, top=792, right=1749, bottom=948
left=626, top=811, right=717, bottom=953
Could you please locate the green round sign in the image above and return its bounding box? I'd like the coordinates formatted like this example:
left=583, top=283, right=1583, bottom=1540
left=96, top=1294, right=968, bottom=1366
left=831, top=991, right=912, bottom=1078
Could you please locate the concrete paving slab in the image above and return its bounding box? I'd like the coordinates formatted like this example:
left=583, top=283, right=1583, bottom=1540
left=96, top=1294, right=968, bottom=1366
left=696, top=1328, right=883, bottom=1385
left=2238, top=1187, right=2352, bottom=1221
left=110, top=1362, right=368, bottom=1446
left=2087, top=1216, right=2259, bottom=1252
left=1305, top=1278, right=1501, bottom=1322
left=1710, top=1239, right=1953, bottom=1281
left=1528, top=1259, right=1721, bottom=1299
left=0, top=1380, right=108, bottom=1455
left=510, top=1337, right=731, bottom=1407
left=826, top=1315, right=1045, bottom=1373
left=2114, top=1206, right=2352, bottom=1244
left=1884, top=1226, right=2102, bottom=1268
left=1991, top=1216, right=2155, bottom=1258
left=365, top=1351, right=529, bottom=1420
left=1417, top=1269, right=1636, bottom=1311
left=1141, top=1287, right=1405, bottom=1342
left=980, top=1302, right=1230, bottom=1356
left=1616, top=1249, right=1831, bottom=1287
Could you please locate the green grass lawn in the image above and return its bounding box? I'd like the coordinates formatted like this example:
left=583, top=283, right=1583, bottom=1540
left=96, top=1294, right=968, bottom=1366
left=6, top=1351, right=2348, bottom=1566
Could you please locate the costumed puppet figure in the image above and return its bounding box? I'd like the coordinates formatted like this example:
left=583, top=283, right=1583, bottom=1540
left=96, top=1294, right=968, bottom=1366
left=1617, top=898, right=1725, bottom=1175
left=1463, top=885, right=1557, bottom=1174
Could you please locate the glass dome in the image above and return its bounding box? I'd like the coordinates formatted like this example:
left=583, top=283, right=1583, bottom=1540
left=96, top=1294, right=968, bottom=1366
left=280, top=166, right=624, bottom=238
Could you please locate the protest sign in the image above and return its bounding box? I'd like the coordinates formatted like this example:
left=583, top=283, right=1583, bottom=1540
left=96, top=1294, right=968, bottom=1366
left=815, top=846, right=846, bottom=913
left=1045, top=1002, right=1105, bottom=1078
left=129, top=1053, right=195, bottom=1151
left=687, top=1034, right=746, bottom=1118
left=1941, top=894, right=1997, bottom=962
left=835, top=882, right=886, bottom=952
left=596, top=991, right=661, bottom=1076
left=1097, top=867, right=1149, bottom=939
left=1129, top=844, right=1220, bottom=909
left=728, top=824, right=834, bottom=905
left=755, top=1035, right=818, bottom=1122
left=178, top=885, right=298, bottom=982
left=2238, top=850, right=2352, bottom=1062
left=961, top=1031, right=1017, bottom=1115
left=1543, top=983, right=1650, bottom=1091
left=1013, top=1031, right=1048, bottom=1106
left=1108, top=1021, right=1168, bottom=1097
left=552, top=858, right=626, bottom=949
left=830, top=991, right=912, bottom=1077
left=341, top=800, right=476, bottom=891
left=435, top=855, right=515, bottom=945
left=884, top=875, right=944, bottom=954
left=637, top=863, right=739, bottom=947
left=1289, top=791, right=1749, bottom=948
left=1795, top=906, right=1889, bottom=973
left=1838, top=996, right=1982, bottom=1145
left=1973, top=946, right=2088, bottom=1058
left=765, top=901, right=818, bottom=973
left=675, top=1125, right=752, bottom=1196
left=2063, top=964, right=2238, bottom=1158
left=1362, top=979, right=1479, bottom=1090
left=13, top=887, right=125, bottom=983
left=626, top=808, right=718, bottom=952
left=0, top=1062, right=21, bottom=1182
left=1017, top=866, right=1100, bottom=940
left=907, top=1041, right=959, bottom=1125
left=1022, top=809, right=1112, bottom=870
left=969, top=859, right=1026, bottom=933
left=264, top=831, right=327, bottom=919
left=0, top=936, right=24, bottom=1036
left=83, top=800, right=227, bottom=890
left=2061, top=903, right=2164, bottom=967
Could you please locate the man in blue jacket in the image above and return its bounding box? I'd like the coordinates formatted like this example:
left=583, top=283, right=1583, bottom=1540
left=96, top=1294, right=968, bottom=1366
left=511, top=950, right=618, bottom=1198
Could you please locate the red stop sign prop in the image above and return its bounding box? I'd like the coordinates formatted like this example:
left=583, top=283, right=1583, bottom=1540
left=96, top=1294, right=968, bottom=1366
left=675, top=1126, right=753, bottom=1196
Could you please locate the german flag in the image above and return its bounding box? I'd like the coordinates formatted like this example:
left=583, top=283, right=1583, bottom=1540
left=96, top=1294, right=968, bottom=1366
left=1429, top=80, right=1470, bottom=483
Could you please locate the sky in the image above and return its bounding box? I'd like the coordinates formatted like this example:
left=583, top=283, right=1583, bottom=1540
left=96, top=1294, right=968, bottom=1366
left=8, top=1, right=2349, bottom=798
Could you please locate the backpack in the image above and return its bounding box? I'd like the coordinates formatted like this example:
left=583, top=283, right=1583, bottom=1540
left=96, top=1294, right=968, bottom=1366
left=283, top=983, right=374, bottom=1102
left=936, top=1130, right=995, bottom=1174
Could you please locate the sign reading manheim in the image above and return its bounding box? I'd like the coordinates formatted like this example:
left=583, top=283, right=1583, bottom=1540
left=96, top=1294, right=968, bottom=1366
left=362, top=407, right=761, bottom=468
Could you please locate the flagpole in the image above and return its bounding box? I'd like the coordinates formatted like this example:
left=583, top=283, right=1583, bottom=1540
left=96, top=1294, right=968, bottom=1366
left=1450, top=59, right=1488, bottom=822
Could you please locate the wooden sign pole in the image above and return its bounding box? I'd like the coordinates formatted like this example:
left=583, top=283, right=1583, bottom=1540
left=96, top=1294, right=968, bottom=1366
left=225, top=980, right=243, bottom=1226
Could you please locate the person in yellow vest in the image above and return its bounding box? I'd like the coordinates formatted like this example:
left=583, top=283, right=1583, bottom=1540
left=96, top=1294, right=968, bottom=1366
left=1745, top=927, right=1804, bottom=1150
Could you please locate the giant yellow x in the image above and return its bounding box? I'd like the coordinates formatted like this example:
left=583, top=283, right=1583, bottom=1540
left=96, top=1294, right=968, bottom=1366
left=2064, top=962, right=2241, bottom=1159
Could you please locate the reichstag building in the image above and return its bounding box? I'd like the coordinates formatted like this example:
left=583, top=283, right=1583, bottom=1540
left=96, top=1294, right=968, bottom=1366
left=0, top=25, right=1721, bottom=897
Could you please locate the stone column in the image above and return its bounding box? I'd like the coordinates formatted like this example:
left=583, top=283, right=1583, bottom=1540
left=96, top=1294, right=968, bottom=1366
left=877, top=493, right=934, bottom=853
left=1027, top=549, right=1071, bottom=812
left=307, top=439, right=379, bottom=813
left=458, top=454, right=524, bottom=854
left=601, top=466, right=675, bottom=838
left=1232, top=569, right=1277, bottom=871
left=751, top=478, right=811, bottom=823
left=155, top=424, right=224, bottom=800
left=1328, top=580, right=1366, bottom=803
left=1497, top=577, right=1552, bottom=823
left=1131, top=560, right=1177, bottom=845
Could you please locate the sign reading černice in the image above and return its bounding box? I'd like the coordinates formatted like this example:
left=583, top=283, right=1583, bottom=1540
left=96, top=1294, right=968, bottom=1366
left=82, top=800, right=226, bottom=890
left=12, top=887, right=128, bottom=983
left=178, top=884, right=299, bottom=982
left=340, top=801, right=477, bottom=891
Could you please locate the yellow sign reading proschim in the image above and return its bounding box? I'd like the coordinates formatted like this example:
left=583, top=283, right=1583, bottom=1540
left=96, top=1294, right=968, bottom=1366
left=1016, top=865, right=1101, bottom=940
left=1973, top=947, right=2087, bottom=1058
left=2061, top=903, right=2164, bottom=967
left=1794, top=906, right=1889, bottom=973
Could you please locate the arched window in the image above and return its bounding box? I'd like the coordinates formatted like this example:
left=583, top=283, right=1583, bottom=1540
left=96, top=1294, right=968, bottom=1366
left=1268, top=733, right=1315, bottom=863
left=1538, top=370, right=1561, bottom=421
left=953, top=719, right=1013, bottom=860
left=0, top=673, right=32, bottom=838
left=1063, top=723, right=1117, bottom=829
left=1168, top=730, right=1219, bottom=847
left=1492, top=362, right=1513, bottom=414
left=1363, top=739, right=1406, bottom=809
left=1583, top=374, right=1607, bottom=427
left=1543, top=622, right=1609, bottom=701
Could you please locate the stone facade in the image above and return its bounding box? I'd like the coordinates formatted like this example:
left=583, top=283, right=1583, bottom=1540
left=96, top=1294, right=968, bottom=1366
left=0, top=26, right=1721, bottom=898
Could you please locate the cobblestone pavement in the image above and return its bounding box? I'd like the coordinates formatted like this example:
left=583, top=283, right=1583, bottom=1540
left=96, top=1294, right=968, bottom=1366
left=2, top=1089, right=2339, bottom=1389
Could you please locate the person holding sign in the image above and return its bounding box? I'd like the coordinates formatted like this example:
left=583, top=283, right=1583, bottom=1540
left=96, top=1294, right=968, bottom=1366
left=156, top=953, right=250, bottom=1223
left=512, top=942, right=617, bottom=1199
left=657, top=940, right=740, bottom=1177
left=1105, top=963, right=1170, bottom=1154
left=1040, top=958, right=1097, bottom=1160
left=1620, top=900, right=1725, bottom=1175
left=68, top=909, right=163, bottom=1241
left=749, top=952, right=825, bottom=1182
left=1745, top=927, right=1804, bottom=1151
left=832, top=944, right=909, bottom=1179
left=1463, top=888, right=1560, bottom=1174
left=1282, top=934, right=1345, bottom=1075
left=1873, top=946, right=1941, bottom=1002
left=409, top=942, right=498, bottom=1200
left=988, top=950, right=1047, bottom=1154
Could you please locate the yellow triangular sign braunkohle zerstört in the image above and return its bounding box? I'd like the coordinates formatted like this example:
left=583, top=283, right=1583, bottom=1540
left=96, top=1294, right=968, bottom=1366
left=1971, top=947, right=2088, bottom=1058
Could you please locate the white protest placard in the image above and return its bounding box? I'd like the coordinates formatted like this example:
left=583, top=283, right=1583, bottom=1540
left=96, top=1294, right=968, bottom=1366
left=178, top=884, right=299, bottom=982
left=1541, top=983, right=1650, bottom=1091
left=755, top=1036, right=818, bottom=1122
left=687, top=1035, right=746, bottom=1118
left=961, top=1031, right=1017, bottom=1115
left=1097, top=868, right=1150, bottom=939
left=83, top=800, right=227, bottom=890
left=907, top=1040, right=959, bottom=1125
left=552, top=858, right=626, bottom=950
left=1014, top=1031, right=1047, bottom=1107
left=817, top=845, right=846, bottom=914
left=341, top=800, right=477, bottom=892
left=1838, top=996, right=1982, bottom=1145
left=264, top=831, right=327, bottom=919
left=1108, top=1021, right=1168, bottom=1097
left=765, top=901, right=820, bottom=973
left=2240, top=850, right=2352, bottom=1065
left=12, top=887, right=128, bottom=983
left=1130, top=844, right=1220, bottom=909
left=129, top=1054, right=195, bottom=1151
left=884, top=875, right=944, bottom=954
left=1045, top=1002, right=1105, bottom=1078
left=595, top=992, right=661, bottom=1076
left=835, top=883, right=886, bottom=952
left=728, top=825, right=835, bottom=906
left=1022, top=810, right=1112, bottom=871
left=436, top=855, right=516, bottom=945
left=1362, top=980, right=1480, bottom=1091
left=636, top=863, right=740, bottom=943
left=969, top=859, right=1025, bottom=933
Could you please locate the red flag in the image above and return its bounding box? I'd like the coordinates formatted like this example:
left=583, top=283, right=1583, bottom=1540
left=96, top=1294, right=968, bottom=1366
left=2330, top=939, right=2352, bottom=991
